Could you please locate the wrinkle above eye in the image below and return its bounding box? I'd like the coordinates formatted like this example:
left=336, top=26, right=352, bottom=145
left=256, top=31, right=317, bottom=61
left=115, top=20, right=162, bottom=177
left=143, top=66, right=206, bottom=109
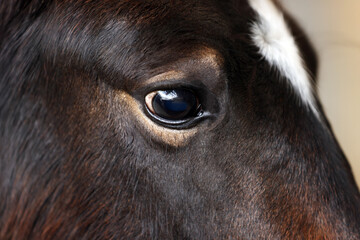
left=130, top=46, right=225, bottom=93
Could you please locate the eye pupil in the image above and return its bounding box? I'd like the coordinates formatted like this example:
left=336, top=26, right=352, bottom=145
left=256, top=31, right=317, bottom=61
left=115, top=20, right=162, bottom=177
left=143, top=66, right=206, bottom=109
left=151, top=89, right=199, bottom=120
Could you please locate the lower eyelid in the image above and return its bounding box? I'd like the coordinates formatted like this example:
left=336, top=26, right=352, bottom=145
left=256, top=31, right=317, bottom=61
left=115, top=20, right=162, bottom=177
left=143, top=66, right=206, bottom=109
left=114, top=90, right=198, bottom=147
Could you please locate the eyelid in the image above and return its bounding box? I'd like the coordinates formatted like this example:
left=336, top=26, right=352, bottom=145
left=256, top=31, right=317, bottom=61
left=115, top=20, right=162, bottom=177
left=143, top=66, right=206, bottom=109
left=114, top=90, right=198, bottom=147
left=132, top=78, right=210, bottom=103
left=143, top=88, right=210, bottom=129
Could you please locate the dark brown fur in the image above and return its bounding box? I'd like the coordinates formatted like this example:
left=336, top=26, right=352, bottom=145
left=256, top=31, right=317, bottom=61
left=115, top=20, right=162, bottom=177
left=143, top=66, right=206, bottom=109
left=1, top=0, right=359, bottom=239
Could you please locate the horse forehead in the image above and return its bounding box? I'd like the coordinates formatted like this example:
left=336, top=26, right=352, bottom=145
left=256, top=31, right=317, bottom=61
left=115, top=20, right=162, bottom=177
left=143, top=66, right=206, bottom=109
left=58, top=0, right=232, bottom=23
left=49, top=1, right=236, bottom=51
left=48, top=0, right=317, bottom=118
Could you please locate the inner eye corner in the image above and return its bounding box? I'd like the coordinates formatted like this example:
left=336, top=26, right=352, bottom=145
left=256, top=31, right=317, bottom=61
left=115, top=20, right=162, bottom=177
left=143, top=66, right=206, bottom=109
left=145, top=92, right=157, bottom=114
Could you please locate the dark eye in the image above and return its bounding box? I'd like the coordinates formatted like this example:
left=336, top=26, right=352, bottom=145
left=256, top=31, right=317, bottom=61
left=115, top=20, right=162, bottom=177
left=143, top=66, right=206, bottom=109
left=145, top=89, right=202, bottom=125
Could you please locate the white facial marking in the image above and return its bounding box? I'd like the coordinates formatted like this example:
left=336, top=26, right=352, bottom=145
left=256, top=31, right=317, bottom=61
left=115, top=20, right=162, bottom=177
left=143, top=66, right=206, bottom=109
left=248, top=0, right=319, bottom=117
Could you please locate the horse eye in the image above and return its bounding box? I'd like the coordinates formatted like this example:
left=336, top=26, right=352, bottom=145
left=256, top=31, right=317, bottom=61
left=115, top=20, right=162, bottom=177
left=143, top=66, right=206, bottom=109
left=145, top=89, right=201, bottom=124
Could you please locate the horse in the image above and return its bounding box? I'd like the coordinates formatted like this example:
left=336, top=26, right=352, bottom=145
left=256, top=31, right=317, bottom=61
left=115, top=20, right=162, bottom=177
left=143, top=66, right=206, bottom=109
left=1, top=0, right=359, bottom=239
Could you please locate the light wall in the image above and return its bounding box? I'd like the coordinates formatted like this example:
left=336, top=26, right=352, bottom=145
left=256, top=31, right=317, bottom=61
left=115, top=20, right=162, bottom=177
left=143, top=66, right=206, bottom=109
left=279, top=0, right=360, bottom=187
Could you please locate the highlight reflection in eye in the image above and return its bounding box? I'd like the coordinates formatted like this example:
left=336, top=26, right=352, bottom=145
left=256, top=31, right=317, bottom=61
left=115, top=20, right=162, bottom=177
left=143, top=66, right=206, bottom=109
left=145, top=89, right=201, bottom=123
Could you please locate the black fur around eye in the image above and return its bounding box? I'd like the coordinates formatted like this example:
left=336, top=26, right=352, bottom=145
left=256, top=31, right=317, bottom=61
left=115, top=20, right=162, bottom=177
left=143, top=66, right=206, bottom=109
left=145, top=89, right=201, bottom=125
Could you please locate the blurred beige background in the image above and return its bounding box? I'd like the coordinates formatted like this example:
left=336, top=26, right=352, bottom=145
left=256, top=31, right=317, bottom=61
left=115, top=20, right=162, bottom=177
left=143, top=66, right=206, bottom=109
left=280, top=0, right=360, bottom=188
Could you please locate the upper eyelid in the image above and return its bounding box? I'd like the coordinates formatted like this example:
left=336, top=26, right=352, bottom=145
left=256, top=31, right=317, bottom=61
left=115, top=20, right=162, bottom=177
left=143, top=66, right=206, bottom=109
left=131, top=78, right=210, bottom=101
